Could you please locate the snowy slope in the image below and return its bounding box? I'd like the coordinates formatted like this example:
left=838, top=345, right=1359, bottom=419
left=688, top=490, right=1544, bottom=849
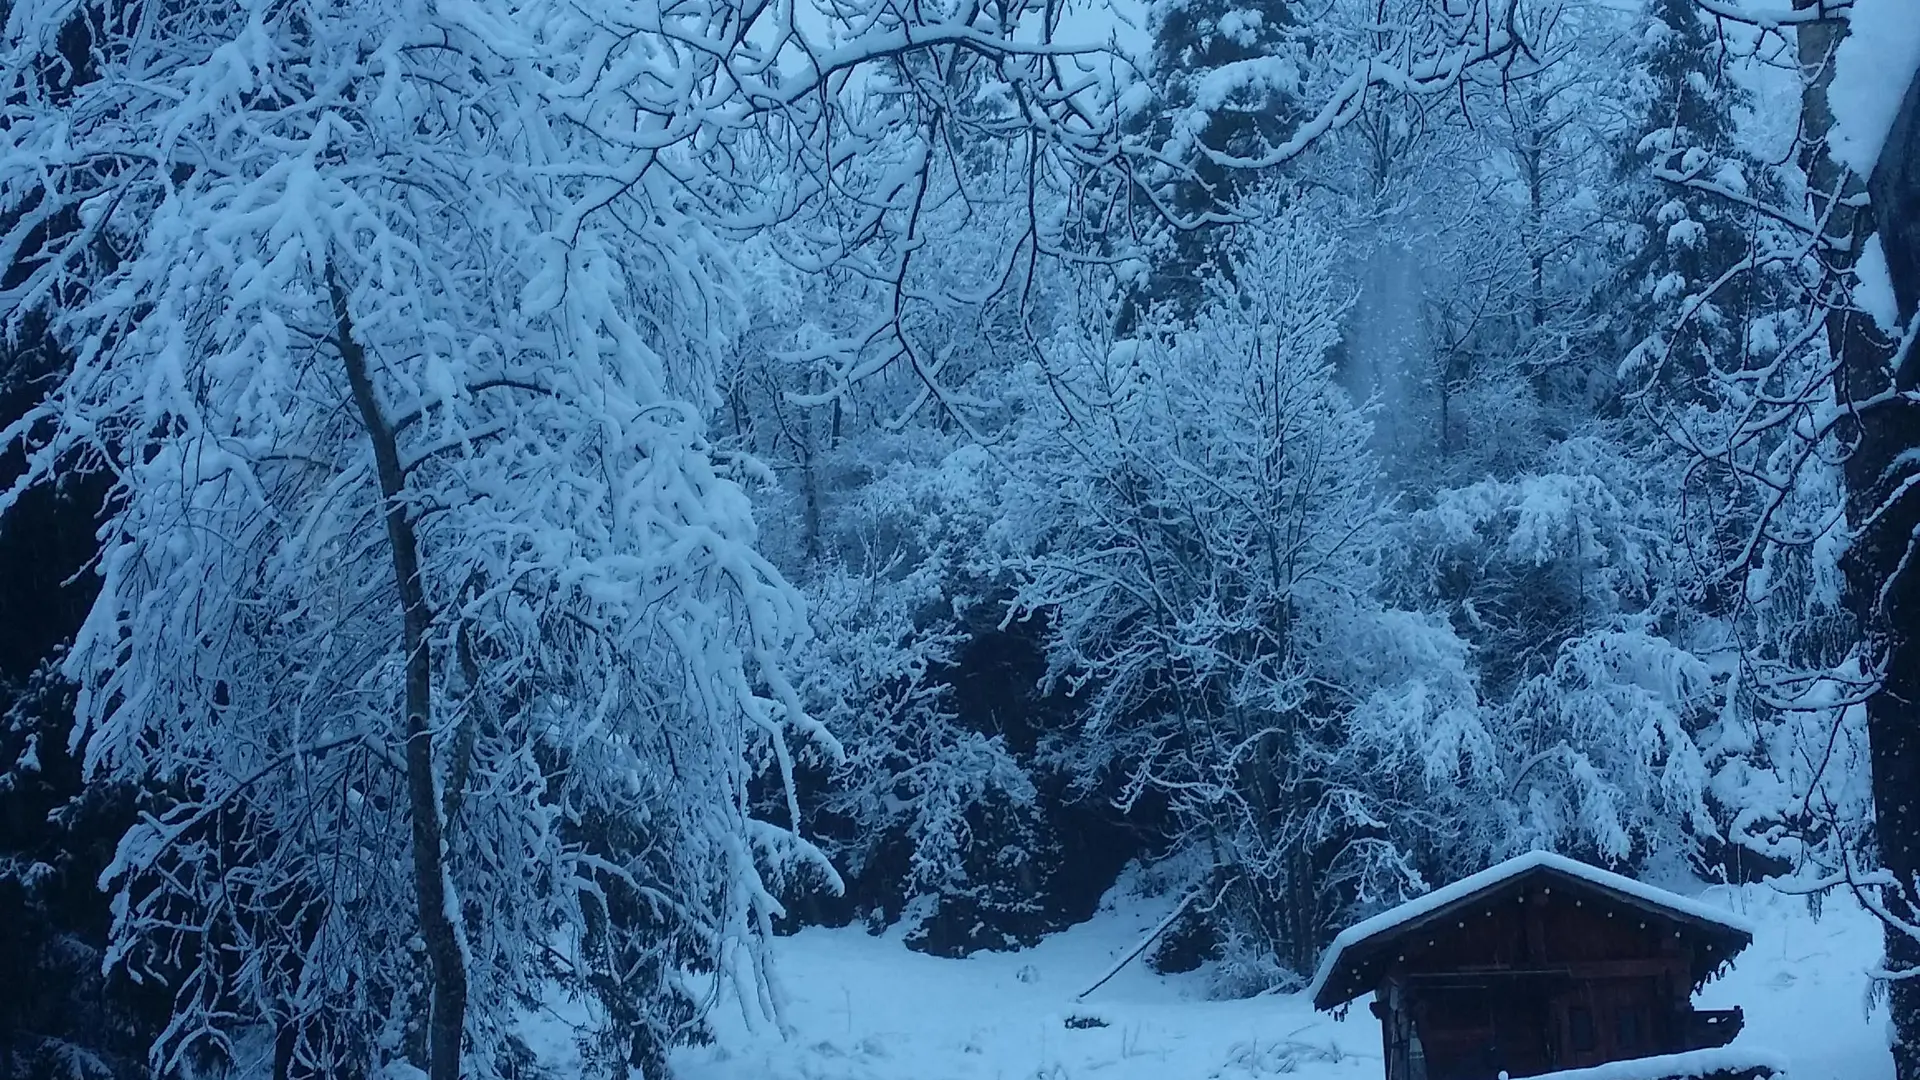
left=656, top=884, right=1890, bottom=1080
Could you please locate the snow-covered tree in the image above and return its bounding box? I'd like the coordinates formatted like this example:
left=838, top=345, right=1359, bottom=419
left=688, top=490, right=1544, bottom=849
left=1592, top=0, right=1799, bottom=417
left=0, top=0, right=867, bottom=1073
left=781, top=453, right=1061, bottom=955
left=1386, top=436, right=1732, bottom=868
left=1005, top=204, right=1494, bottom=986
left=1116, top=0, right=1306, bottom=327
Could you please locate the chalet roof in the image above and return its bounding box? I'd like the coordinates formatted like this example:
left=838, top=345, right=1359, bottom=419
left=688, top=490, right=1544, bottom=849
left=1306, top=851, right=1756, bottom=1011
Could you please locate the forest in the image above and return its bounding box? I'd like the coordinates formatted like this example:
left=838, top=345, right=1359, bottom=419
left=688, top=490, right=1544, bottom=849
left=0, top=0, right=1915, bottom=1078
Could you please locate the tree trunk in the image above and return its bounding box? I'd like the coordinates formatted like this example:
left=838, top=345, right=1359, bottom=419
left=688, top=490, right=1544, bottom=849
left=1525, top=138, right=1545, bottom=332
left=801, top=416, right=822, bottom=565
left=1870, top=65, right=1920, bottom=314
left=329, top=271, right=469, bottom=1080
left=1799, top=10, right=1920, bottom=1076
left=1865, top=64, right=1920, bottom=1080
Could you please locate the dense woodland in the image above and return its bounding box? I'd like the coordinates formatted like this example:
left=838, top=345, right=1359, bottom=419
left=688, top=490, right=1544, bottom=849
left=0, top=0, right=1916, bottom=1077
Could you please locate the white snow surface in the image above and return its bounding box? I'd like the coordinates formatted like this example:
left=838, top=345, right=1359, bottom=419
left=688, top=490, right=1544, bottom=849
left=1305, top=851, right=1757, bottom=1007
left=1855, top=233, right=1901, bottom=333
left=1527, top=1046, right=1787, bottom=1080
left=521, top=880, right=1899, bottom=1080
left=1828, top=0, right=1920, bottom=176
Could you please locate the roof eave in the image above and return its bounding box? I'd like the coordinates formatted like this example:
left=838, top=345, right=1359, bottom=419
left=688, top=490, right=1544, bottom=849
left=1305, top=857, right=1755, bottom=1012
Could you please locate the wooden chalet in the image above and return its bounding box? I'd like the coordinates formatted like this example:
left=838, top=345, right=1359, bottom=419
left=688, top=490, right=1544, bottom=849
left=1307, top=852, right=1768, bottom=1080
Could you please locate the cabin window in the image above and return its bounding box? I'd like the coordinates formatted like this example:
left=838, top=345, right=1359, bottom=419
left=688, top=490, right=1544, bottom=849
left=1567, top=1006, right=1596, bottom=1054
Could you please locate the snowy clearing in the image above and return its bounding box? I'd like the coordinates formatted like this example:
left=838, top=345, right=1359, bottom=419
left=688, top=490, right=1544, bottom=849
left=645, top=884, right=1895, bottom=1080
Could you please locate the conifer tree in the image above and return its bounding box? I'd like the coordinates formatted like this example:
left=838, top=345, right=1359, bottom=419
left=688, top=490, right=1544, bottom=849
left=1120, top=0, right=1303, bottom=327
left=1592, top=0, right=1795, bottom=412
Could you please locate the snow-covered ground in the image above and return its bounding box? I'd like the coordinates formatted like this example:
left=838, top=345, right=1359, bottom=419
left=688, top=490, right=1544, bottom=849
left=651, top=881, right=1892, bottom=1080
left=1695, top=888, right=1893, bottom=1080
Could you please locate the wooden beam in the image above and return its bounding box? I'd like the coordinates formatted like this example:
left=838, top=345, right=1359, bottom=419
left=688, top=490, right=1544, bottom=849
left=1526, top=888, right=1549, bottom=963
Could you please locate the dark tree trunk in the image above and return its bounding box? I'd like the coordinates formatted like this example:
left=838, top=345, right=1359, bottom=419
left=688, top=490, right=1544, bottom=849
left=329, top=271, right=469, bottom=1080
left=1864, top=65, right=1920, bottom=1080
left=1869, top=66, right=1920, bottom=313
left=1797, top=7, right=1920, bottom=1073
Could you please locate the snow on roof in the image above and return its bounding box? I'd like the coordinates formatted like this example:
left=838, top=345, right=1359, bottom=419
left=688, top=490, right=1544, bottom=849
left=1519, top=1045, right=1787, bottom=1080
left=1306, top=850, right=1756, bottom=1009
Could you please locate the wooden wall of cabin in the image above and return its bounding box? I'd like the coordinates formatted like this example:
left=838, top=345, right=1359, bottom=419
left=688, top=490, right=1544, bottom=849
left=1396, top=975, right=1677, bottom=1080
left=1404, top=980, right=1554, bottom=1080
